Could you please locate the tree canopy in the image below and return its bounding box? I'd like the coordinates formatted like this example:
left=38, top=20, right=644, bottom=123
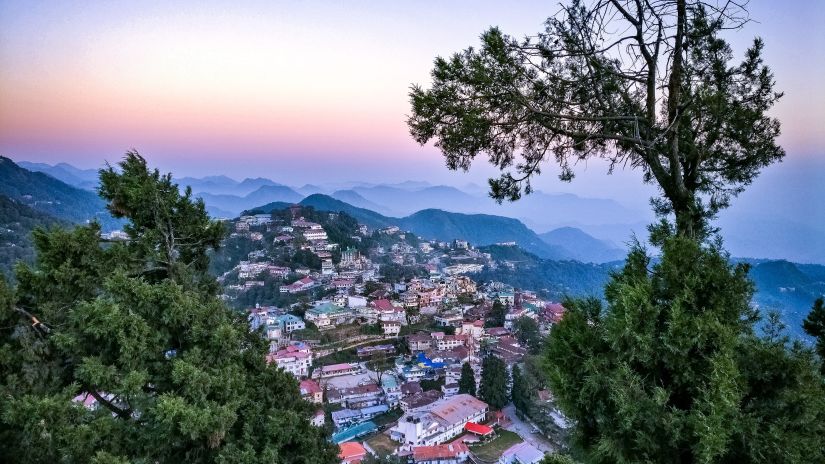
left=545, top=236, right=825, bottom=463
left=479, top=354, right=509, bottom=410
left=409, top=0, right=783, bottom=237
left=0, top=152, right=337, bottom=464
left=803, top=297, right=825, bottom=375
left=458, top=361, right=476, bottom=395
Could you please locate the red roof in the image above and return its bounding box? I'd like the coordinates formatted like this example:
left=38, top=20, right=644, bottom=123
left=464, top=422, right=494, bottom=436
left=338, top=442, right=367, bottom=461
left=412, top=442, right=469, bottom=461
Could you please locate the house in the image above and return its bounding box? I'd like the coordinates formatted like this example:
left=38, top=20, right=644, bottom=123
left=331, top=404, right=390, bottom=428
left=276, top=313, right=306, bottom=333
left=435, top=335, right=468, bottom=351
left=322, top=259, right=336, bottom=276
left=381, top=320, right=402, bottom=337
left=391, top=394, right=489, bottom=449
left=266, top=342, right=313, bottom=378
left=400, top=381, right=423, bottom=398
left=311, top=409, right=325, bottom=427
left=300, top=379, right=323, bottom=404
left=499, top=442, right=545, bottom=464
left=327, top=383, right=383, bottom=408
left=280, top=276, right=317, bottom=294
left=400, top=390, right=442, bottom=412
left=407, top=334, right=434, bottom=352
left=338, top=442, right=367, bottom=464
left=303, top=224, right=328, bottom=241
left=441, top=382, right=459, bottom=397
left=372, top=299, right=407, bottom=325
left=382, top=375, right=402, bottom=407
left=412, top=442, right=471, bottom=464
left=305, top=302, right=354, bottom=328
left=357, top=344, right=396, bottom=358
left=314, top=362, right=362, bottom=379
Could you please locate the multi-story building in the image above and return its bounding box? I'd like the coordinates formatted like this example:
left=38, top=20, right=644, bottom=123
left=304, top=302, right=354, bottom=328
left=391, top=394, right=489, bottom=449
left=266, top=342, right=312, bottom=378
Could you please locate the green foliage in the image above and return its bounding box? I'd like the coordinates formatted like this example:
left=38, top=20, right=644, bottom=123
left=479, top=354, right=508, bottom=409
left=0, top=152, right=337, bottom=464
left=485, top=300, right=507, bottom=328
left=510, top=365, right=529, bottom=414
left=546, top=235, right=825, bottom=463
left=458, top=361, right=476, bottom=395
left=0, top=195, right=68, bottom=278
left=803, top=297, right=825, bottom=375
left=420, top=377, right=445, bottom=392
left=513, top=316, right=542, bottom=353
left=541, top=455, right=578, bottom=464
left=408, top=2, right=783, bottom=237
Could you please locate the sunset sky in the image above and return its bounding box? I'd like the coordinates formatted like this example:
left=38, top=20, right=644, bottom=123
left=1, top=0, right=823, bottom=202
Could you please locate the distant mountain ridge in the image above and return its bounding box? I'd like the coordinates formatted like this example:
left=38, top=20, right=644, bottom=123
left=539, top=227, right=625, bottom=263
left=0, top=157, right=121, bottom=230
left=250, top=194, right=605, bottom=261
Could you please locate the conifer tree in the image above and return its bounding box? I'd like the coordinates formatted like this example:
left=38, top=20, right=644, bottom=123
left=409, top=0, right=783, bottom=238
left=458, top=361, right=476, bottom=395
left=0, top=152, right=338, bottom=464
left=545, top=235, right=825, bottom=463
left=803, top=297, right=825, bottom=375
left=479, top=354, right=508, bottom=409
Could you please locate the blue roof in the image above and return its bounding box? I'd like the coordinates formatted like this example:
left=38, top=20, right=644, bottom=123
left=416, top=352, right=445, bottom=369
left=331, top=421, right=377, bottom=444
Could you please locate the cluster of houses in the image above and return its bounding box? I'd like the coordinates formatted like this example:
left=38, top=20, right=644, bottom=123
left=224, top=209, right=567, bottom=464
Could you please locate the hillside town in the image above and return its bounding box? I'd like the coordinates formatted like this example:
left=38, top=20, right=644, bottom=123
left=222, top=206, right=571, bottom=464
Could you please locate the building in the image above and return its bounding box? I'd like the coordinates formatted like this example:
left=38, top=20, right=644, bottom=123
left=266, top=342, right=312, bottom=378
left=408, top=334, right=434, bottom=352
left=304, top=302, right=354, bottom=328
left=310, top=409, right=325, bottom=427
left=338, top=442, right=367, bottom=464
left=303, top=224, right=328, bottom=241
left=314, top=362, right=361, bottom=379
left=276, top=314, right=306, bottom=333
left=391, top=394, right=489, bottom=449
left=381, top=320, right=402, bottom=337
left=300, top=379, right=323, bottom=404
left=412, top=442, right=471, bottom=464
left=327, top=383, right=383, bottom=408
left=280, top=276, right=317, bottom=294
left=499, top=442, right=545, bottom=464
left=400, top=390, right=443, bottom=412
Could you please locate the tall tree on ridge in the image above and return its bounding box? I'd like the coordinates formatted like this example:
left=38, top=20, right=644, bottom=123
left=409, top=0, right=783, bottom=238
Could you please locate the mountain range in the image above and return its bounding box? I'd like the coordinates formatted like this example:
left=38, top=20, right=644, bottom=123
left=249, top=194, right=627, bottom=262
left=10, top=158, right=825, bottom=265
left=0, top=157, right=121, bottom=230
left=1, top=156, right=822, bottom=338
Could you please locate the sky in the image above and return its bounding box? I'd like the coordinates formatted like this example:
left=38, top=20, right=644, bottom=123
left=0, top=0, right=823, bottom=209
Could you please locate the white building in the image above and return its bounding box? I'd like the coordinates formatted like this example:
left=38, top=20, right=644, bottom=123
left=391, top=394, right=488, bottom=449
left=266, top=342, right=313, bottom=378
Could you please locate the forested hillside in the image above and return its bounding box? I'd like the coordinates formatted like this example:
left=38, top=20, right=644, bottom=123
left=0, top=195, right=66, bottom=277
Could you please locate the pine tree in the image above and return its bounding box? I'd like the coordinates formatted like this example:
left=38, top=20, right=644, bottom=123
left=513, top=316, right=541, bottom=353
left=485, top=300, right=507, bottom=328
left=545, top=235, right=825, bottom=463
left=0, top=152, right=338, bottom=464
left=458, top=361, right=476, bottom=395
left=510, top=364, right=528, bottom=414
left=803, top=297, right=825, bottom=375
left=479, top=354, right=508, bottom=410
left=409, top=1, right=783, bottom=238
